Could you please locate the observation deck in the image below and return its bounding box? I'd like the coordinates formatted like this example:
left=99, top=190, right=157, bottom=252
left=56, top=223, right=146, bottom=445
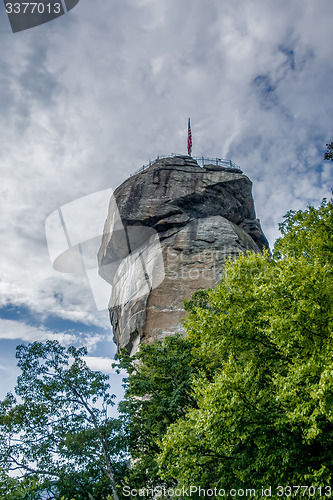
left=130, top=154, right=241, bottom=177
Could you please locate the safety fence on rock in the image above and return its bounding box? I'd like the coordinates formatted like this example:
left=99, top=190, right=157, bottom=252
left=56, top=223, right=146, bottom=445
left=130, top=154, right=241, bottom=177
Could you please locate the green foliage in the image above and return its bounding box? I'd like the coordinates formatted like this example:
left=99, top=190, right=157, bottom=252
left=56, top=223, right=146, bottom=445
left=3, top=196, right=333, bottom=497
left=0, top=469, right=42, bottom=500
left=115, top=335, right=198, bottom=488
left=324, top=142, right=333, bottom=161
left=0, top=341, right=127, bottom=500
left=157, top=197, right=333, bottom=492
left=274, top=195, right=333, bottom=263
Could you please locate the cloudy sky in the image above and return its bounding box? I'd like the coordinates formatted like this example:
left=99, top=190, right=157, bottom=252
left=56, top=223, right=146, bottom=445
left=0, top=0, right=332, bottom=404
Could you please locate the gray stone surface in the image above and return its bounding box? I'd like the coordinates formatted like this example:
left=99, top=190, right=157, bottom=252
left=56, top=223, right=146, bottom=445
left=98, top=156, right=269, bottom=354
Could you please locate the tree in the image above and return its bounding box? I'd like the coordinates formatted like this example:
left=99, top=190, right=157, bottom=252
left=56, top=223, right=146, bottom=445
left=115, top=334, right=198, bottom=489
left=324, top=142, right=333, bottom=161
left=158, top=197, right=333, bottom=492
left=0, top=341, right=127, bottom=500
left=0, top=469, right=43, bottom=500
left=274, top=194, right=333, bottom=263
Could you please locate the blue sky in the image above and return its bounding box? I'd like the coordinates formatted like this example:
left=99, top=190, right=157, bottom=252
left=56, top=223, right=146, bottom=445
left=0, top=0, right=333, bottom=407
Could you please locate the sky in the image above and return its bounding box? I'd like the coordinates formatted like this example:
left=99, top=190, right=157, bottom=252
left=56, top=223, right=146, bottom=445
left=0, top=0, right=333, bottom=407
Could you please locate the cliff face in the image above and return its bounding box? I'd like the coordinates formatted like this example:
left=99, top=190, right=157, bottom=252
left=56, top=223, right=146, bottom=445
left=98, top=156, right=269, bottom=354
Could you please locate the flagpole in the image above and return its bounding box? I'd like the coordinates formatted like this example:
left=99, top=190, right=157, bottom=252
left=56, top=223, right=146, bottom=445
left=187, top=118, right=192, bottom=157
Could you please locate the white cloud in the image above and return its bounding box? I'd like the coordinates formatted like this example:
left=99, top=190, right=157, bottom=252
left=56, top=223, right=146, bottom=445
left=0, top=318, right=108, bottom=350
left=0, top=0, right=332, bottom=334
left=84, top=356, right=126, bottom=376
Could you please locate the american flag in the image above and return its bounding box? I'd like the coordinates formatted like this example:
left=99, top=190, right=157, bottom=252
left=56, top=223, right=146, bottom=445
left=187, top=118, right=192, bottom=156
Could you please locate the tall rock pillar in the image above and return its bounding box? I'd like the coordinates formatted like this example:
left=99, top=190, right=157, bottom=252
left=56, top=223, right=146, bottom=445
left=98, top=156, right=269, bottom=354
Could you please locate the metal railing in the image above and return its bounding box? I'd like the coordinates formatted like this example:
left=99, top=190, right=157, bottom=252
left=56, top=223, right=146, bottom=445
left=130, top=154, right=241, bottom=177
left=193, top=156, right=241, bottom=169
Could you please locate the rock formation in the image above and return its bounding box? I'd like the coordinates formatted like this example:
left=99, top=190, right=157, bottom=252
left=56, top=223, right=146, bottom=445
left=98, top=156, right=269, bottom=354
